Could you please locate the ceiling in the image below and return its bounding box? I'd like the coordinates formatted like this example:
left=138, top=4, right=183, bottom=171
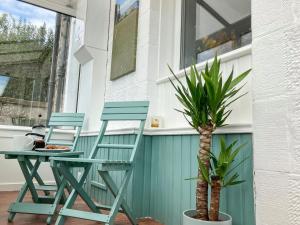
left=20, top=0, right=78, bottom=16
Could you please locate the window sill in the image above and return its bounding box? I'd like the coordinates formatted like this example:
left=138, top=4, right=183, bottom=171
left=0, top=125, right=75, bottom=134
left=81, top=123, right=252, bottom=136
left=156, top=44, right=252, bottom=85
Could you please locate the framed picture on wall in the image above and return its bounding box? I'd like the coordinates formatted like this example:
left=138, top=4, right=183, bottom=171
left=110, top=0, right=139, bottom=80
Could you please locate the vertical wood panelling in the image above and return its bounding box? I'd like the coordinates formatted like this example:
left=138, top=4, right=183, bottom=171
left=77, top=133, right=254, bottom=225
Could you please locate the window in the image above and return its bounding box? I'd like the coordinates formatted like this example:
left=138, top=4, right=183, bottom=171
left=181, top=0, right=251, bottom=68
left=0, top=0, right=72, bottom=126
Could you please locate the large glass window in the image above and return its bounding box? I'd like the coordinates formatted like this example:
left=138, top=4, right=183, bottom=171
left=0, top=0, right=72, bottom=126
left=181, top=0, right=251, bottom=68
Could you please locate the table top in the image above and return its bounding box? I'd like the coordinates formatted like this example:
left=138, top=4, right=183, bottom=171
left=0, top=150, right=84, bottom=157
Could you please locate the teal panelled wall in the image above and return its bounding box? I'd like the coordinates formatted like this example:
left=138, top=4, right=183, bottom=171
left=76, top=133, right=254, bottom=225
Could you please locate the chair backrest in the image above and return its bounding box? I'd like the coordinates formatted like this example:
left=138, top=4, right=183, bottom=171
left=89, top=101, right=149, bottom=162
left=45, top=112, right=85, bottom=151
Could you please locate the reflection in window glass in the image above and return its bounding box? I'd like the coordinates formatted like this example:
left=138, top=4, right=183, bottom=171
left=0, top=0, right=71, bottom=126
left=0, top=75, right=10, bottom=96
left=181, top=0, right=251, bottom=68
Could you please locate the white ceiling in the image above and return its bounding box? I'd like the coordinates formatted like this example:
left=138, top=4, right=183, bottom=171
left=196, top=0, right=251, bottom=39
left=21, top=0, right=78, bottom=16
left=203, top=0, right=251, bottom=24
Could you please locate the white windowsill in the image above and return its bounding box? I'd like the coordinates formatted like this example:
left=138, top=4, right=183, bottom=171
left=0, top=125, right=75, bottom=134
left=156, top=44, right=252, bottom=85
left=0, top=123, right=252, bottom=137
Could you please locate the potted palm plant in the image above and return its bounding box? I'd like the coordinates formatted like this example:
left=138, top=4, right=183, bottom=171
left=184, top=137, right=248, bottom=225
left=169, top=56, right=250, bottom=224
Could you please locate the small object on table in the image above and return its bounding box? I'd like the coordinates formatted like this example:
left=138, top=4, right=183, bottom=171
left=35, top=145, right=70, bottom=152
left=35, top=139, right=45, bottom=149
left=46, top=145, right=70, bottom=150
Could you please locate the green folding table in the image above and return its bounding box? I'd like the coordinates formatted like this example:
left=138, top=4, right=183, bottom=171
left=0, top=112, right=85, bottom=225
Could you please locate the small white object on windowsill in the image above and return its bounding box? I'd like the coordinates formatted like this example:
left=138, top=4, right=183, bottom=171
left=151, top=116, right=163, bottom=128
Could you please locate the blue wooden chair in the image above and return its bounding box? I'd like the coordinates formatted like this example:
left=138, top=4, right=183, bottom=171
left=50, top=101, right=149, bottom=225
left=45, top=112, right=84, bottom=151
left=0, top=112, right=85, bottom=225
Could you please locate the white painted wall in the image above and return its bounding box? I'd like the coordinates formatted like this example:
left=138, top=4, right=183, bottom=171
left=0, top=126, right=74, bottom=191
left=157, top=46, right=252, bottom=129
left=63, top=0, right=252, bottom=133
left=64, top=0, right=111, bottom=131
left=1, top=0, right=253, bottom=190
left=7, top=1, right=300, bottom=224
left=105, top=0, right=161, bottom=124
left=252, top=1, right=300, bottom=225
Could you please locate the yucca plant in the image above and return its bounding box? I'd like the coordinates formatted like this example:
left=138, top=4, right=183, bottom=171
left=198, top=137, right=248, bottom=221
left=169, top=56, right=250, bottom=220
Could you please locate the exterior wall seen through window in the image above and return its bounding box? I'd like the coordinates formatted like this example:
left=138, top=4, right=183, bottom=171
left=0, top=0, right=72, bottom=127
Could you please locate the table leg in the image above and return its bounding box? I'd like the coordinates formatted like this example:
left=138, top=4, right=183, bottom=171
left=25, top=158, right=50, bottom=196
left=8, top=158, right=40, bottom=222
left=17, top=157, right=39, bottom=203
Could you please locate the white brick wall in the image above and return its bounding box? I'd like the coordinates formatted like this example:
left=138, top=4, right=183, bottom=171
left=68, top=0, right=252, bottom=132
left=252, top=0, right=300, bottom=224
left=105, top=0, right=160, bottom=103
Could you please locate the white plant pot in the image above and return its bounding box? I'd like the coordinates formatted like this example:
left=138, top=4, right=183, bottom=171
left=183, top=210, right=232, bottom=225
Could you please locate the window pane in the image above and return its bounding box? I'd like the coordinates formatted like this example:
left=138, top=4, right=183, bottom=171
left=181, top=0, right=251, bottom=68
left=0, top=0, right=70, bottom=126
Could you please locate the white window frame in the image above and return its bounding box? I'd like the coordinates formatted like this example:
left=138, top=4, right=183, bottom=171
left=176, top=0, right=252, bottom=72
left=21, top=0, right=77, bottom=16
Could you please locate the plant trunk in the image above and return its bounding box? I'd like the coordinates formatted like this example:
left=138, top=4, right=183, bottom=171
left=209, top=176, right=221, bottom=221
left=196, top=124, right=214, bottom=220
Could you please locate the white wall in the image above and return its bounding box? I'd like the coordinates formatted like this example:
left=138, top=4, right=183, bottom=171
left=0, top=126, right=74, bottom=191
left=157, top=47, right=252, bottom=129
left=105, top=0, right=161, bottom=127
left=252, top=1, right=300, bottom=225
left=64, top=0, right=111, bottom=131
left=71, top=0, right=252, bottom=132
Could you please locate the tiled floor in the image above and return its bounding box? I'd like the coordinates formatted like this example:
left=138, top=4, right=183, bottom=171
left=0, top=192, right=162, bottom=225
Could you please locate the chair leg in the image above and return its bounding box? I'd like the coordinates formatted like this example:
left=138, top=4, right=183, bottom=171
left=55, top=164, right=94, bottom=225
left=58, top=164, right=99, bottom=213
left=47, top=175, right=69, bottom=225
left=99, top=170, right=137, bottom=225
left=55, top=185, right=78, bottom=225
